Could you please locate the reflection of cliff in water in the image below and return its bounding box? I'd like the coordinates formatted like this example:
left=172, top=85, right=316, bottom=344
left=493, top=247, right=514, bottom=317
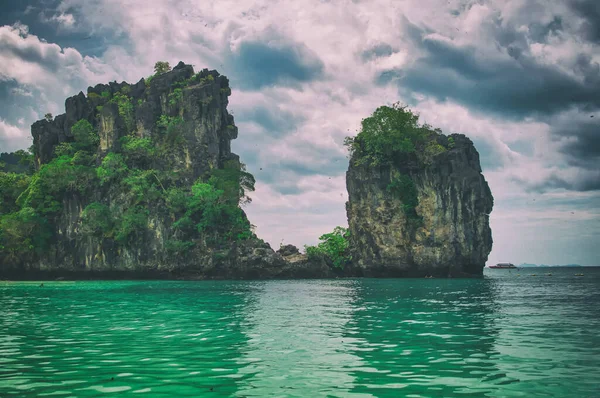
left=487, top=269, right=600, bottom=395
left=108, top=281, right=256, bottom=396
left=343, top=278, right=516, bottom=396
left=0, top=281, right=254, bottom=396
left=232, top=280, right=366, bottom=396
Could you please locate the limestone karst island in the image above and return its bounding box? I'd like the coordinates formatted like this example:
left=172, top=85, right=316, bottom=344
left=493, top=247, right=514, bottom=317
left=0, top=62, right=493, bottom=279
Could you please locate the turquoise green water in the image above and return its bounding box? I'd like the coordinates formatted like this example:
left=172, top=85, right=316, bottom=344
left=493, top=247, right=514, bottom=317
left=1, top=268, right=599, bottom=397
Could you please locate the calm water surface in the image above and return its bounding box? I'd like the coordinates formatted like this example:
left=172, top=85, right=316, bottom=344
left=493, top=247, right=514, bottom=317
left=1, top=268, right=599, bottom=397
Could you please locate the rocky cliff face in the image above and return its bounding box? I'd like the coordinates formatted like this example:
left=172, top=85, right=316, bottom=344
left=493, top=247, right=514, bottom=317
left=4, top=62, right=287, bottom=278
left=346, top=134, right=493, bottom=277
left=2, top=65, right=493, bottom=279
left=32, top=62, right=234, bottom=176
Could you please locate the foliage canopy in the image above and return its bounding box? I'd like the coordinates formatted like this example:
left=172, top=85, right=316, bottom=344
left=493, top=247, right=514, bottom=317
left=154, top=61, right=171, bottom=75
left=305, top=226, right=351, bottom=268
left=344, top=103, right=450, bottom=223
left=1, top=107, right=255, bottom=265
left=344, top=103, right=446, bottom=167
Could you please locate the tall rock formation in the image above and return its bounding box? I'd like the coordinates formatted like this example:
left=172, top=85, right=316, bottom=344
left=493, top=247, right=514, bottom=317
left=1, top=68, right=494, bottom=279
left=345, top=109, right=493, bottom=277
left=1, top=62, right=285, bottom=278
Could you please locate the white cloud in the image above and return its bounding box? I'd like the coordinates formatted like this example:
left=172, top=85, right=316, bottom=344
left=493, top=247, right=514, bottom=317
left=0, top=22, right=126, bottom=147
left=0, top=23, right=121, bottom=91
left=245, top=173, right=348, bottom=249
left=0, top=118, right=31, bottom=152
left=39, top=12, right=77, bottom=30
left=11, top=87, right=33, bottom=97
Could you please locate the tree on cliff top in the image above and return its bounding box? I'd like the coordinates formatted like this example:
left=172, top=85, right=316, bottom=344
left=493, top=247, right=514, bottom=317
left=344, top=103, right=446, bottom=167
left=305, top=226, right=351, bottom=268
left=154, top=61, right=171, bottom=74
left=344, top=103, right=447, bottom=224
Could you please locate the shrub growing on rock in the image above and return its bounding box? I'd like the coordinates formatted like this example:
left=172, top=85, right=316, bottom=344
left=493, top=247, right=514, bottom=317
left=154, top=61, right=171, bottom=75
left=305, top=226, right=351, bottom=268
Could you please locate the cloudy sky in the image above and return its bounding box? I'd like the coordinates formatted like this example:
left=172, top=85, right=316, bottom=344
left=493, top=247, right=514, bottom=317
left=1, top=0, right=599, bottom=266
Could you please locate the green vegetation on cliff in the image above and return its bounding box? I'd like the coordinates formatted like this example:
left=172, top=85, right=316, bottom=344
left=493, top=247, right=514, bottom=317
left=1, top=106, right=255, bottom=265
left=344, top=103, right=449, bottom=221
left=305, top=226, right=351, bottom=268
left=344, top=102, right=447, bottom=167
left=386, top=173, right=420, bottom=220
left=110, top=93, right=135, bottom=132
left=0, top=150, right=34, bottom=174
left=345, top=105, right=494, bottom=276
left=154, top=61, right=171, bottom=75
left=0, top=61, right=298, bottom=276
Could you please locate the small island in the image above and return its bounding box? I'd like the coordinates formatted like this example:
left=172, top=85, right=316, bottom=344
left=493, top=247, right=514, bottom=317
left=0, top=62, right=493, bottom=279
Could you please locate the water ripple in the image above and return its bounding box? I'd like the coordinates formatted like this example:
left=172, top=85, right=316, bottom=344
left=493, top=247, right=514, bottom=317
left=1, top=271, right=599, bottom=396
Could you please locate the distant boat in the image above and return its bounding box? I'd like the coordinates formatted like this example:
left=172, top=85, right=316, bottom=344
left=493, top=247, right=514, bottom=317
left=489, top=263, right=517, bottom=269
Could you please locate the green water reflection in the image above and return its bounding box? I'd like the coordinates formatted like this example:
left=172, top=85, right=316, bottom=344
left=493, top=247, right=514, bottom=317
left=1, top=269, right=599, bottom=397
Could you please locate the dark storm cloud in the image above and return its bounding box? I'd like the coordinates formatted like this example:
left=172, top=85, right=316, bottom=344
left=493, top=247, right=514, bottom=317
left=507, top=140, right=534, bottom=157
left=512, top=111, right=600, bottom=192
left=1, top=34, right=63, bottom=73
left=551, top=119, right=600, bottom=170
left=528, top=16, right=563, bottom=43
left=514, top=114, right=600, bottom=191
left=236, top=105, right=305, bottom=137
left=568, top=0, right=600, bottom=44
left=278, top=155, right=348, bottom=177
left=372, top=15, right=600, bottom=193
left=231, top=104, right=308, bottom=188
left=242, top=138, right=348, bottom=195
left=0, top=0, right=108, bottom=57
left=0, top=81, right=37, bottom=125
left=573, top=53, right=600, bottom=87
left=0, top=0, right=60, bottom=38
left=379, top=18, right=600, bottom=119
left=543, top=195, right=600, bottom=210
left=271, top=184, right=304, bottom=196
left=529, top=16, right=563, bottom=43
left=516, top=172, right=600, bottom=192
left=494, top=193, right=596, bottom=213
left=471, top=138, right=505, bottom=171
left=248, top=164, right=304, bottom=196
left=375, top=69, right=401, bottom=86
left=361, top=43, right=393, bottom=61
left=228, top=40, right=324, bottom=90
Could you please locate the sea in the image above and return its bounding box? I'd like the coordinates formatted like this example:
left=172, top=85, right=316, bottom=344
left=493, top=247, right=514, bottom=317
left=1, top=267, right=599, bottom=397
